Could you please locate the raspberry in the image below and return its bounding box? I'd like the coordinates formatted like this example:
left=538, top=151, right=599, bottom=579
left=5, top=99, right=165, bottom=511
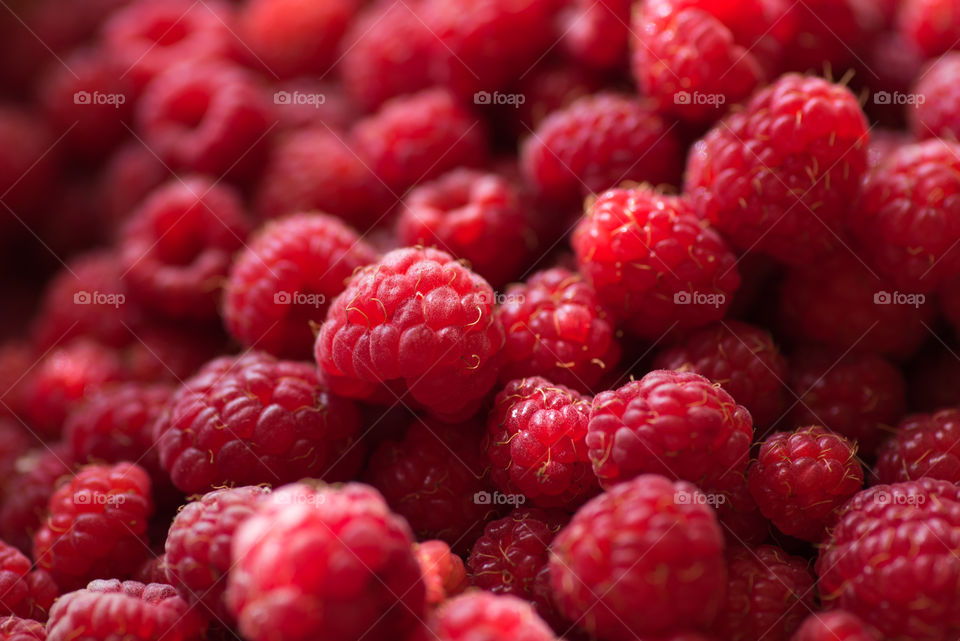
left=119, top=176, right=252, bottom=321
left=397, top=169, right=533, bottom=288
left=0, top=419, right=29, bottom=489
left=909, top=55, right=960, bottom=140
left=315, top=246, right=505, bottom=419
left=46, top=579, right=207, bottom=641
left=654, top=321, right=788, bottom=431
left=685, top=74, right=869, bottom=266
left=786, top=348, right=906, bottom=457
left=414, top=540, right=468, bottom=609
left=269, top=79, right=356, bottom=134
left=226, top=483, right=425, bottom=641
left=875, top=409, right=960, bottom=484
left=485, top=377, right=597, bottom=508
left=714, top=545, right=816, bottom=641
left=748, top=426, right=863, bottom=542
left=572, top=186, right=740, bottom=339
left=0, top=106, right=57, bottom=222
left=507, top=63, right=605, bottom=137
left=708, top=469, right=770, bottom=546
left=223, top=213, right=379, bottom=359
left=898, top=0, right=960, bottom=57
left=0, top=540, right=57, bottom=621
left=550, top=475, right=727, bottom=639
left=33, top=463, right=154, bottom=591
left=98, top=142, right=168, bottom=227
left=559, top=0, right=632, bottom=70
left=0, top=446, right=75, bottom=554
left=0, top=342, right=34, bottom=421
left=587, top=369, right=753, bottom=488
left=521, top=94, right=684, bottom=208
left=907, top=347, right=960, bottom=412
left=0, top=617, right=46, bottom=641
left=866, top=129, right=913, bottom=169
left=790, top=611, right=879, bottom=641
left=817, top=479, right=960, bottom=641
left=781, top=0, right=877, bottom=74
left=119, top=321, right=226, bottom=385
left=496, top=268, right=620, bottom=392
left=164, top=486, right=268, bottom=621
left=422, top=592, right=556, bottom=641
left=134, top=557, right=169, bottom=586
left=154, top=351, right=362, bottom=494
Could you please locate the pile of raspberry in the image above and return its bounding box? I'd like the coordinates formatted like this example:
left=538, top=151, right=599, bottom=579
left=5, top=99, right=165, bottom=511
left=5, top=0, right=960, bottom=640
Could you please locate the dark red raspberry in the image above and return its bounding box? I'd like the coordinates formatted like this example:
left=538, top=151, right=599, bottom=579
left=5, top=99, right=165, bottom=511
left=707, top=469, right=771, bottom=546
left=46, top=579, right=207, bottom=641
left=909, top=55, right=960, bottom=140
left=790, top=611, right=879, bottom=641
left=164, top=486, right=268, bottom=621
left=907, top=346, right=960, bottom=412
left=0, top=419, right=29, bottom=490
left=119, top=320, right=226, bottom=385
left=817, top=479, right=960, bottom=641
left=781, top=0, right=878, bottom=74
left=496, top=267, right=620, bottom=393
left=714, top=545, right=816, bottom=641
left=0, top=617, right=46, bottom=641
left=521, top=94, right=683, bottom=208
left=748, top=426, right=863, bottom=542
left=154, top=351, right=362, bottom=494
left=315, top=246, right=505, bottom=419
left=0, top=446, right=75, bottom=554
left=685, top=74, right=869, bottom=266
left=227, top=483, right=425, bottom=641
left=875, top=409, right=960, bottom=484
left=485, top=377, right=597, bottom=508
left=898, top=0, right=960, bottom=57
left=421, top=592, right=556, bottom=641
left=559, top=0, right=631, bottom=70
left=414, top=540, right=467, bottom=609
left=587, top=370, right=753, bottom=488
left=654, top=321, right=788, bottom=431
left=550, top=475, right=727, bottom=640
left=0, top=540, right=57, bottom=621
left=573, top=186, right=740, bottom=339
left=506, top=63, right=605, bottom=137
left=98, top=142, right=168, bottom=227
left=0, top=342, right=34, bottom=421
left=33, top=463, right=153, bottom=591
left=223, top=213, right=379, bottom=359
left=0, top=106, right=57, bottom=223
left=133, top=557, right=169, bottom=586
left=119, top=176, right=252, bottom=321
left=786, top=348, right=906, bottom=457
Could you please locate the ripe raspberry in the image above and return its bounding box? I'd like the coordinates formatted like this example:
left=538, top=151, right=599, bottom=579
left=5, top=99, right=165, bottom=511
left=714, top=545, right=816, bottom=641
left=269, top=79, right=356, bottom=134
left=0, top=617, right=46, bottom=641
left=572, top=186, right=740, bottom=339
left=786, top=348, right=906, bottom=457
left=550, top=475, right=727, bottom=640
left=0, top=446, right=75, bottom=554
left=315, top=246, right=505, bottom=419
left=496, top=268, right=620, bottom=392
left=46, top=579, right=207, bottom=641
left=898, top=0, right=960, bottom=57
left=154, top=351, right=362, bottom=494
left=0, top=540, right=57, bottom=621
left=909, top=54, right=960, bottom=140
left=654, top=321, right=787, bottom=431
left=397, top=169, right=533, bottom=288
left=414, top=540, right=467, bottom=609
left=119, top=320, right=226, bottom=385
left=0, top=342, right=34, bottom=421
left=134, top=557, right=169, bottom=586
left=227, top=483, right=425, bottom=641
left=0, top=419, right=29, bottom=489
left=790, top=611, right=879, bottom=641
left=685, top=74, right=869, bottom=266
left=587, top=369, right=753, bottom=488
left=521, top=94, right=683, bottom=208
left=0, top=106, right=57, bottom=222
left=422, top=592, right=556, bottom=641
left=507, top=63, right=605, bottom=137
left=781, top=0, right=878, bottom=74
left=817, top=479, right=960, bottom=641
left=165, top=486, right=268, bottom=621
left=875, top=409, right=960, bottom=484
left=33, top=463, right=153, bottom=591
left=708, top=469, right=771, bottom=546
left=748, top=426, right=863, bottom=542
left=485, top=377, right=597, bottom=508
left=119, top=176, right=252, bottom=321
left=559, top=0, right=631, bottom=70
left=223, top=213, right=378, bottom=359
left=98, top=142, right=168, bottom=227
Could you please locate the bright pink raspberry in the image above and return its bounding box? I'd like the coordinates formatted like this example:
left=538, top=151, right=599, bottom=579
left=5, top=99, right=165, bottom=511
left=898, top=0, right=960, bottom=57
left=587, top=369, right=753, bottom=488
left=559, top=0, right=632, bottom=70
left=223, top=213, right=379, bottom=359
left=485, top=377, right=598, bottom=508
left=875, top=409, right=960, bottom=484
left=909, top=55, right=960, bottom=140
left=119, top=176, right=252, bottom=320
left=572, top=186, right=740, bottom=339
left=0, top=617, right=46, bottom=641
left=226, top=483, right=425, bottom=641
left=748, top=426, right=863, bottom=542
left=414, top=540, right=467, bottom=609
left=790, top=611, right=879, bottom=641
left=550, top=475, right=727, bottom=640
left=421, top=592, right=557, bottom=641
left=0, top=540, right=57, bottom=621
left=154, top=351, right=362, bottom=494
left=0, top=446, right=75, bottom=554
left=315, top=246, right=505, bottom=419
left=685, top=74, right=869, bottom=266
left=496, top=268, right=620, bottom=393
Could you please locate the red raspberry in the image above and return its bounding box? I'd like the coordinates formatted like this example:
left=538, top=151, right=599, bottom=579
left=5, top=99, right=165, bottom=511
left=0, top=446, right=75, bottom=554
left=790, top=611, right=879, bottom=641
left=46, top=579, right=207, bottom=641
left=748, top=426, right=863, bottom=542
left=910, top=55, right=960, bottom=140
left=0, top=106, right=57, bottom=223
left=787, top=349, right=906, bottom=457
left=154, top=351, right=362, bottom=494
left=521, top=94, right=684, bottom=208
left=0, top=617, right=46, bottom=641
left=315, top=246, right=505, bottom=419
left=849, top=139, right=960, bottom=293
left=268, top=79, right=356, bottom=134
left=781, top=0, right=878, bottom=74
left=559, top=0, right=632, bottom=70
left=898, top=0, right=960, bottom=57
left=654, top=321, right=788, bottom=431
left=587, top=370, right=753, bottom=488
left=119, top=176, right=252, bottom=321
left=485, top=377, right=597, bottom=508
left=119, top=321, right=226, bottom=385
left=421, top=592, right=556, bottom=641
left=875, top=409, right=960, bottom=484
left=496, top=268, right=620, bottom=393
left=33, top=463, right=153, bottom=591
left=223, top=213, right=379, bottom=359
left=414, top=540, right=468, bottom=609
left=572, top=186, right=740, bottom=339
left=98, top=142, right=168, bottom=227
left=397, top=169, right=533, bottom=288
left=685, top=74, right=869, bottom=266
left=164, top=486, right=268, bottom=621
left=0, top=419, right=29, bottom=490
left=0, top=540, right=57, bottom=621
left=714, top=545, right=816, bottom=641
left=0, top=342, right=35, bottom=421
left=507, top=63, right=605, bottom=137
left=550, top=475, right=727, bottom=640
left=134, top=557, right=170, bottom=586
left=352, top=89, right=488, bottom=195
left=226, top=483, right=425, bottom=641
left=817, top=479, right=960, bottom=641
left=708, top=469, right=770, bottom=546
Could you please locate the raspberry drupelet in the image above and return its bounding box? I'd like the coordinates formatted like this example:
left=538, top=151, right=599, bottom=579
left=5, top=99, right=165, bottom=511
left=0, top=540, right=57, bottom=621
left=315, top=246, right=505, bottom=419
left=875, top=409, right=960, bottom=484
left=414, top=540, right=467, bottom=609
left=0, top=617, right=46, bottom=641
left=572, top=186, right=741, bottom=340
left=790, top=611, right=880, bottom=641
left=419, top=592, right=557, bottom=641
